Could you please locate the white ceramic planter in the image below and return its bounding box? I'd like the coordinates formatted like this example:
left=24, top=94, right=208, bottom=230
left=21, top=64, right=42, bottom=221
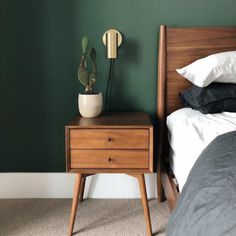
left=78, top=92, right=103, bottom=118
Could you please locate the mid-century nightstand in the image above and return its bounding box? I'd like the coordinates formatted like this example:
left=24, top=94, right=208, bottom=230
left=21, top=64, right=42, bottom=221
left=65, top=112, right=153, bottom=236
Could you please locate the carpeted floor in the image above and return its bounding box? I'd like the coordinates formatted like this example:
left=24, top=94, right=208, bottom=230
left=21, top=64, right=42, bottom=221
left=0, top=199, right=170, bottom=236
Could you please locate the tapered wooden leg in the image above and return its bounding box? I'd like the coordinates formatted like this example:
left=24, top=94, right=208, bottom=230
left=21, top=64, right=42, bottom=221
left=138, top=174, right=152, bottom=236
left=68, top=173, right=82, bottom=236
left=157, top=169, right=164, bottom=203
left=79, top=176, right=86, bottom=202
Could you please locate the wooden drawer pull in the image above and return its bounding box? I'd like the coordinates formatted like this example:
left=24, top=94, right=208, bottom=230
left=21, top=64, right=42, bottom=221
left=107, top=137, right=113, bottom=142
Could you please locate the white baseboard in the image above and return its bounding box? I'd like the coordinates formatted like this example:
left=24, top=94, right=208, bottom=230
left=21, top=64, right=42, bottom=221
left=0, top=173, right=157, bottom=199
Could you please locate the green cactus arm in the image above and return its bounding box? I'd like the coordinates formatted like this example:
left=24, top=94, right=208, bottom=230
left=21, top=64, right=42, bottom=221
left=89, top=48, right=96, bottom=62
left=89, top=74, right=96, bottom=86
left=78, top=67, right=89, bottom=87
left=89, top=62, right=97, bottom=87
left=78, top=56, right=89, bottom=87
left=82, top=36, right=89, bottom=54
left=89, top=48, right=97, bottom=86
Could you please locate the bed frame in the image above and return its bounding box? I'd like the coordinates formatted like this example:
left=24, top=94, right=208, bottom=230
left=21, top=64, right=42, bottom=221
left=157, top=25, right=236, bottom=211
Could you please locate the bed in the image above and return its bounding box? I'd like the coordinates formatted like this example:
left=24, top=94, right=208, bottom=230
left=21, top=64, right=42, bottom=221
left=156, top=25, right=236, bottom=211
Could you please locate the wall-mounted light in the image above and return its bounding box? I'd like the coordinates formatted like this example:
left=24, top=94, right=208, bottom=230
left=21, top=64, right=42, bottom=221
left=103, top=29, right=123, bottom=112
left=103, top=29, right=122, bottom=59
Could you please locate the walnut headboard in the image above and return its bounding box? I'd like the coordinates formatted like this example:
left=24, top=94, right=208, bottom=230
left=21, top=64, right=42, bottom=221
left=157, top=25, right=236, bottom=157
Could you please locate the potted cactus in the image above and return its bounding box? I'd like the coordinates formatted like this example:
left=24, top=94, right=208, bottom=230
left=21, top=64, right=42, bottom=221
left=77, top=36, right=102, bottom=118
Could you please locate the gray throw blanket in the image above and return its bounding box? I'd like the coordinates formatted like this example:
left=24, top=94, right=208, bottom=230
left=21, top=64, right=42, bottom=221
left=166, top=131, right=236, bottom=236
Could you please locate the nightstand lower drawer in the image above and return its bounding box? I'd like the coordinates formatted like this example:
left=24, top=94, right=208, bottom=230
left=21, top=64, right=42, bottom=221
left=70, top=150, right=149, bottom=169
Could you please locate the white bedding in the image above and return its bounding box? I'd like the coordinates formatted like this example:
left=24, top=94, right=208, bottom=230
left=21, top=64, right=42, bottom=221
left=167, top=108, right=236, bottom=191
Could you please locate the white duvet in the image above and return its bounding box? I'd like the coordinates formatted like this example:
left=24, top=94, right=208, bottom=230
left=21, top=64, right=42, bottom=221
left=167, top=108, right=236, bottom=191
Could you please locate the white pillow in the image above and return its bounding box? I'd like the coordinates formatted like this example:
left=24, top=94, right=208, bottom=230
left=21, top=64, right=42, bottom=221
left=176, top=51, right=236, bottom=87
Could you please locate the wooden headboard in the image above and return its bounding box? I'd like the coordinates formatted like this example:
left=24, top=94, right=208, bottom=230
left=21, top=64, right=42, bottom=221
left=157, top=25, right=236, bottom=201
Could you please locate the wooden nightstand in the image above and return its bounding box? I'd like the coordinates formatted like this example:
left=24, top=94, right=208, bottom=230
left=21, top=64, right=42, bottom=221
left=65, top=112, right=153, bottom=236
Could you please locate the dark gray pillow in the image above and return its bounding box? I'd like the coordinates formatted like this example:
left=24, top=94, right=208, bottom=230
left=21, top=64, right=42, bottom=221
left=179, top=83, right=236, bottom=114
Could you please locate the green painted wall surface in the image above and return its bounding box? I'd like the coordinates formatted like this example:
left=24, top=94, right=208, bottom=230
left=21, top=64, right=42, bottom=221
left=1, top=0, right=236, bottom=171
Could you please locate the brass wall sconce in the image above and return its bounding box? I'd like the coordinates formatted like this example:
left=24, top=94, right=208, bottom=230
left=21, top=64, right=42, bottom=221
left=103, top=29, right=123, bottom=111
left=103, top=29, right=122, bottom=59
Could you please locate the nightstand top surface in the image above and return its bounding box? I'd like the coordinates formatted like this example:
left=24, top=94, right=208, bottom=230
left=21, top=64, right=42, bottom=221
left=66, top=112, right=152, bottom=128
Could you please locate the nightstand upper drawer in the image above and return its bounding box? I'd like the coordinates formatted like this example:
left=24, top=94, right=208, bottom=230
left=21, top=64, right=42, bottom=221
left=70, top=129, right=149, bottom=149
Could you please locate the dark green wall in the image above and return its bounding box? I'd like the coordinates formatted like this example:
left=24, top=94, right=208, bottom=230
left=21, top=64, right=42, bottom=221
left=1, top=0, right=236, bottom=171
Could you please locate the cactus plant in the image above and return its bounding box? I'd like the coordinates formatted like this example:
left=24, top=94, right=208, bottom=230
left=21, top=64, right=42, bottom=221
left=78, top=36, right=97, bottom=94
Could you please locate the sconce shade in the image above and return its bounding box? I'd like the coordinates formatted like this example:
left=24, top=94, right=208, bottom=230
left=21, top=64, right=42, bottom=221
left=103, top=29, right=122, bottom=59
left=106, top=32, right=118, bottom=58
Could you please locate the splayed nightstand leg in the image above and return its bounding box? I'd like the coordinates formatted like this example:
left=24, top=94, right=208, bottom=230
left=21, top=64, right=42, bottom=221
left=68, top=173, right=82, bottom=236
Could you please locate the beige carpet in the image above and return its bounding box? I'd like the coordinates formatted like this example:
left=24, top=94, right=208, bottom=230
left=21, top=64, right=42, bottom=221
left=0, top=199, right=170, bottom=236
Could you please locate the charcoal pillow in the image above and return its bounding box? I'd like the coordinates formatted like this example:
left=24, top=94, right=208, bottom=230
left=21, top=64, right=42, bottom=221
left=180, top=83, right=236, bottom=114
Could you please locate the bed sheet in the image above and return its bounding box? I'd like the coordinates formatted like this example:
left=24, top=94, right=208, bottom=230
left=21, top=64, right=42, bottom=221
left=167, top=108, right=236, bottom=191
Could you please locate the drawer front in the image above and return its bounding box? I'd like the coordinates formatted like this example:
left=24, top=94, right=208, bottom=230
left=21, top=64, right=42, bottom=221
left=70, top=150, right=149, bottom=169
left=70, top=129, right=149, bottom=149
